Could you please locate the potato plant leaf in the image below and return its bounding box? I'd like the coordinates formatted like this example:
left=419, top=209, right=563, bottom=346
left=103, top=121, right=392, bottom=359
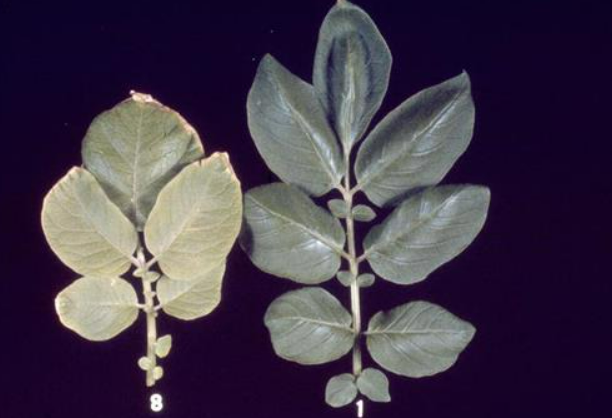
left=42, top=167, right=138, bottom=277
left=325, top=373, right=358, bottom=408
left=352, top=204, right=376, bottom=222
left=144, top=153, right=242, bottom=281
left=153, top=366, right=164, bottom=381
left=356, top=368, right=390, bottom=402
left=336, top=270, right=353, bottom=287
left=156, top=263, right=225, bottom=320
left=55, top=277, right=139, bottom=341
left=327, top=198, right=348, bottom=218
left=45, top=93, right=242, bottom=388
left=264, top=287, right=354, bottom=365
left=314, top=0, right=392, bottom=148
left=241, top=183, right=346, bottom=284
left=357, top=273, right=375, bottom=288
left=366, top=301, right=476, bottom=377
left=247, top=55, right=344, bottom=196
left=355, top=73, right=475, bottom=207
left=155, top=335, right=172, bottom=358
left=82, top=93, right=204, bottom=228
left=241, top=0, right=489, bottom=411
left=138, top=357, right=153, bottom=371
left=363, top=185, right=490, bottom=285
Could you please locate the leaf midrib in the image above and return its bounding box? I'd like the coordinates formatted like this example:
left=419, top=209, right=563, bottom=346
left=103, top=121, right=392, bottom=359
left=357, top=82, right=465, bottom=191
left=270, top=316, right=354, bottom=333
left=276, top=77, right=340, bottom=188
left=73, top=173, right=134, bottom=259
left=247, top=193, right=344, bottom=255
left=130, top=105, right=145, bottom=218
left=364, top=192, right=459, bottom=258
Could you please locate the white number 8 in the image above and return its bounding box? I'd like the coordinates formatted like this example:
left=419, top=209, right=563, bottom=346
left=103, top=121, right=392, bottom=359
left=150, top=393, right=164, bottom=412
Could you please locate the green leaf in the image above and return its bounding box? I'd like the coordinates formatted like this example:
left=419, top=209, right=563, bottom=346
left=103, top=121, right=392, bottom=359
left=241, top=183, right=346, bottom=284
left=144, top=153, right=242, bottom=281
left=82, top=92, right=204, bottom=228
left=247, top=55, right=344, bottom=196
left=153, top=366, right=164, bottom=381
left=55, top=277, right=139, bottom=341
left=352, top=204, right=376, bottom=222
left=357, top=273, right=375, bottom=288
left=363, top=185, right=490, bottom=285
left=156, top=263, right=225, bottom=320
left=366, top=301, right=476, bottom=378
left=41, top=167, right=138, bottom=277
left=336, top=270, right=353, bottom=287
left=356, top=368, right=390, bottom=402
left=327, top=199, right=347, bottom=218
left=155, top=335, right=172, bottom=358
left=138, top=356, right=153, bottom=371
left=314, top=1, right=392, bottom=148
left=355, top=73, right=475, bottom=207
left=264, top=287, right=354, bottom=365
left=325, top=373, right=358, bottom=408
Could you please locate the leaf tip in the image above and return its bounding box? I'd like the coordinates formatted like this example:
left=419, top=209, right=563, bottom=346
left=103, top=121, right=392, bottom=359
left=129, top=90, right=156, bottom=103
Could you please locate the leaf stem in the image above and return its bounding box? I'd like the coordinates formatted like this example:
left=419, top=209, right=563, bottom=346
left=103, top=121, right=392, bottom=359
left=137, top=246, right=158, bottom=387
left=343, top=149, right=362, bottom=378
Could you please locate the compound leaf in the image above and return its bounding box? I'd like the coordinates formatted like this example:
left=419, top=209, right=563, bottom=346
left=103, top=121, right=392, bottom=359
left=355, top=72, right=475, bottom=207
left=247, top=55, right=344, bottom=196
left=241, top=183, right=346, bottom=284
left=356, top=368, right=390, bottom=402
left=55, top=276, right=139, bottom=341
left=82, top=92, right=204, bottom=228
left=325, top=373, right=358, bottom=408
left=156, top=263, right=225, bottom=320
left=144, top=153, right=242, bottom=281
left=41, top=167, right=138, bottom=277
left=363, top=185, right=490, bottom=285
left=366, top=301, right=475, bottom=378
left=264, top=287, right=354, bottom=365
left=314, top=0, right=392, bottom=148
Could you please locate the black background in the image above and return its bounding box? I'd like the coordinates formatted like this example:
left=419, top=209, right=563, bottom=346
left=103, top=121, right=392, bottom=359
left=1, top=0, right=611, bottom=417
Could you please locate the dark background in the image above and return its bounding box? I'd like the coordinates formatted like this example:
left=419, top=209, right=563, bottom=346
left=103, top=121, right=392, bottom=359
left=1, top=0, right=610, bottom=417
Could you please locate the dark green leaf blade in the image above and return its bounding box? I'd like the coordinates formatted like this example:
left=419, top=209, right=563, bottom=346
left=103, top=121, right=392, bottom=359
left=314, top=0, right=392, bottom=148
left=325, top=373, right=358, bottom=408
left=352, top=204, right=376, bottom=222
left=366, top=301, right=476, bottom=377
left=264, top=287, right=354, bottom=365
left=240, top=183, right=346, bottom=284
left=336, top=270, right=353, bottom=287
left=355, top=73, right=475, bottom=207
left=363, top=185, right=490, bottom=285
left=357, top=273, right=375, bottom=288
left=356, top=368, right=390, bottom=402
left=247, top=55, right=344, bottom=196
left=82, top=93, right=204, bottom=228
left=328, top=199, right=348, bottom=218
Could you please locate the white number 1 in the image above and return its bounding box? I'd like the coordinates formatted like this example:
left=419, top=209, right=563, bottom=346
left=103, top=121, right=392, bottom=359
left=356, top=399, right=364, bottom=417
